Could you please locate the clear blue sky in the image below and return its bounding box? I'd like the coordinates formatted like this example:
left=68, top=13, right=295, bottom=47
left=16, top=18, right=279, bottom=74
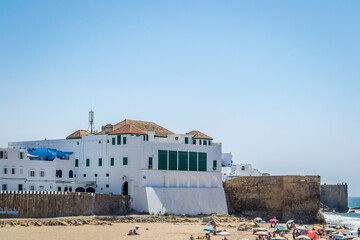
left=1, top=1, right=359, bottom=195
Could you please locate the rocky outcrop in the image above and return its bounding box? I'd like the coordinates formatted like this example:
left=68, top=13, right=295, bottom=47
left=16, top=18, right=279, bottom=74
left=223, top=175, right=325, bottom=223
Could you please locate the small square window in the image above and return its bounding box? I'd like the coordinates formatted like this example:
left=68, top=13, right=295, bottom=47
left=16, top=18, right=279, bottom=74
left=83, top=174, right=86, bottom=177
left=77, top=142, right=79, bottom=145
left=30, top=185, right=35, bottom=191
left=40, top=170, right=45, bottom=177
left=98, top=140, right=101, bottom=144
left=106, top=173, right=109, bottom=177
left=30, top=170, right=35, bottom=177
left=2, top=184, right=7, bottom=190
left=3, top=168, right=8, bottom=174
left=106, top=184, right=109, bottom=188
left=95, top=173, right=98, bottom=177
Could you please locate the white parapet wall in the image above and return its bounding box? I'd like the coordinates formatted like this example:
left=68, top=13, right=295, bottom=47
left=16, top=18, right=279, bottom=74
left=144, top=187, right=228, bottom=215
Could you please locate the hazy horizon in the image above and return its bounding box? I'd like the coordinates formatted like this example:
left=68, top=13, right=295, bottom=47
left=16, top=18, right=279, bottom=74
left=1, top=1, right=359, bottom=196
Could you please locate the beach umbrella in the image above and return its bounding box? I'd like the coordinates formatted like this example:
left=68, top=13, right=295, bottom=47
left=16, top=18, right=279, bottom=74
left=271, top=237, right=286, bottom=240
left=203, top=227, right=214, bottom=232
left=331, top=233, right=344, bottom=239
left=296, top=235, right=311, bottom=240
left=218, top=232, right=231, bottom=236
left=253, top=227, right=267, bottom=231
left=306, top=230, right=319, bottom=234
left=248, top=222, right=256, bottom=226
left=275, top=225, right=286, bottom=230
left=342, top=236, right=356, bottom=240
left=286, top=220, right=295, bottom=224
left=260, top=221, right=266, bottom=223
left=255, top=232, right=269, bottom=236
left=337, top=229, right=347, bottom=233
left=297, top=226, right=308, bottom=231
left=313, top=225, right=323, bottom=230
left=270, top=219, right=279, bottom=222
left=325, top=228, right=337, bottom=232
left=133, top=225, right=141, bottom=228
left=254, top=217, right=263, bottom=222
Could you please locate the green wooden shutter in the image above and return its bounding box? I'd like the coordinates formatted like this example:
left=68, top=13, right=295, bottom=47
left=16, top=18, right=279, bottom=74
left=185, top=137, right=188, bottom=144
left=158, top=150, right=168, bottom=170
left=148, top=157, right=153, bottom=167
left=111, top=158, right=114, bottom=166
left=189, top=152, right=197, bottom=171
left=178, top=151, right=188, bottom=171
left=169, top=151, right=177, bottom=170
left=123, top=137, right=127, bottom=144
left=86, top=158, right=90, bottom=167
left=98, top=158, right=102, bottom=166
left=112, top=137, right=115, bottom=145
left=123, top=157, right=128, bottom=165
left=213, top=160, right=217, bottom=168
left=75, top=159, right=78, bottom=167
left=117, top=135, right=121, bottom=145
left=198, top=152, right=207, bottom=171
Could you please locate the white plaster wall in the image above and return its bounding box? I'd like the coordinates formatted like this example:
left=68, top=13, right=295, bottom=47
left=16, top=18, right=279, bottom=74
left=145, top=187, right=228, bottom=215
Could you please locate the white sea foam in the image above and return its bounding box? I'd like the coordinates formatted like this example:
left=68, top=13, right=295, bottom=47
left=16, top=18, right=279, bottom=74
left=323, top=212, right=360, bottom=234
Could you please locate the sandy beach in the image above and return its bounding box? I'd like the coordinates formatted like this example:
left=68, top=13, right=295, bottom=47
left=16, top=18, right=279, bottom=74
left=0, top=215, right=322, bottom=240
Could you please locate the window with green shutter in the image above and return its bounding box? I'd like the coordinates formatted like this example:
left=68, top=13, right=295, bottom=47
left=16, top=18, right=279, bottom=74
left=198, top=152, right=207, bottom=171
left=117, top=135, right=121, bottom=145
left=123, top=157, right=128, bottom=165
left=148, top=157, right=153, bottom=168
left=204, top=140, right=207, bottom=145
left=86, top=158, right=90, bottom=167
left=193, top=139, right=196, bottom=144
left=178, top=151, right=188, bottom=171
left=123, top=137, right=127, bottom=144
left=158, top=150, right=167, bottom=170
left=169, top=151, right=177, bottom=170
left=185, top=137, right=188, bottom=144
left=199, top=140, right=202, bottom=145
left=98, top=158, right=102, bottom=166
left=110, top=158, right=114, bottom=166
left=213, top=160, right=217, bottom=169
left=112, top=137, right=115, bottom=145
left=189, top=152, right=197, bottom=171
left=75, top=159, right=79, bottom=167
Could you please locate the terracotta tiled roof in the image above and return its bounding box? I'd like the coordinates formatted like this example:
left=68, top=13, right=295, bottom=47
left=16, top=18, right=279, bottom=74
left=109, top=124, right=148, bottom=135
left=66, top=129, right=91, bottom=139
left=187, top=130, right=213, bottom=140
left=98, top=119, right=174, bottom=137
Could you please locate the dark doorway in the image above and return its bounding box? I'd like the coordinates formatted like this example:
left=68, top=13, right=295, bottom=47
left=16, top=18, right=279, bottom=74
left=75, top=187, right=85, bottom=192
left=122, top=181, right=128, bottom=195
left=18, top=184, right=23, bottom=191
left=64, top=187, right=68, bottom=191
left=86, top=187, right=95, bottom=193
left=58, top=187, right=61, bottom=191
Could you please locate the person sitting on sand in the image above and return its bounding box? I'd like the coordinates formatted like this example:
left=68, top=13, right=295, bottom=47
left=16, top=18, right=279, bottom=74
left=134, top=229, right=138, bottom=235
left=190, top=234, right=194, bottom=240
left=128, top=230, right=133, bottom=235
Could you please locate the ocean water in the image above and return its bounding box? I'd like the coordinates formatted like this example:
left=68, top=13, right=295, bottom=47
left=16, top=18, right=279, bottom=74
left=322, top=197, right=360, bottom=234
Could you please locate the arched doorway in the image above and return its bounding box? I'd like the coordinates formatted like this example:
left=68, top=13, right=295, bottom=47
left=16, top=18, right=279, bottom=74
left=86, top=187, right=95, bottom=193
left=75, top=187, right=85, bottom=192
left=122, top=181, right=128, bottom=195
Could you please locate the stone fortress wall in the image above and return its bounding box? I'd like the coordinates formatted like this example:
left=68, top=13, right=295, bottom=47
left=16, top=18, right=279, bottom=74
left=321, top=184, right=348, bottom=213
left=0, top=191, right=130, bottom=218
left=223, top=175, right=325, bottom=223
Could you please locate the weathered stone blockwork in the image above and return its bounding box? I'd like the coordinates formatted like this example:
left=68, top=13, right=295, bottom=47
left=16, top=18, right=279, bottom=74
left=321, top=184, right=348, bottom=213
left=223, top=175, right=324, bottom=223
left=0, top=191, right=130, bottom=218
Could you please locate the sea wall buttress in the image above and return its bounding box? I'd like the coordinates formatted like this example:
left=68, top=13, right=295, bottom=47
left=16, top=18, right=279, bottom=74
left=321, top=184, right=348, bottom=213
left=223, top=175, right=324, bottom=223
left=0, top=191, right=130, bottom=218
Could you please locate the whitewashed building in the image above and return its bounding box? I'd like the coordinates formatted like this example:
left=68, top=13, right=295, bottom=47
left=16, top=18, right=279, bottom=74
left=6, top=119, right=228, bottom=215
left=0, top=148, right=75, bottom=192
left=221, top=153, right=262, bottom=181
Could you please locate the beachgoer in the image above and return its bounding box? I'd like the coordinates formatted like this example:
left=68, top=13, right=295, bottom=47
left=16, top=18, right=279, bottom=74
left=128, top=230, right=133, bottom=235
left=134, top=229, right=138, bottom=235
left=358, top=228, right=360, bottom=237
left=190, top=234, right=194, bottom=240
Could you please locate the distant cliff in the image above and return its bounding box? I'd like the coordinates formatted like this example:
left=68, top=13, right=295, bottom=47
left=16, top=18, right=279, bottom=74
left=321, top=184, right=348, bottom=213
left=223, top=175, right=325, bottom=223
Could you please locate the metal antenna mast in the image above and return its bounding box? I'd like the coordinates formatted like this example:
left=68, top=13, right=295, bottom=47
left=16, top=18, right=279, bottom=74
left=88, top=110, right=95, bottom=134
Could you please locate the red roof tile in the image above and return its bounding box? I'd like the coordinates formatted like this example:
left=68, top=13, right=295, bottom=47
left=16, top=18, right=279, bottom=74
left=109, top=124, right=148, bottom=135
left=187, top=130, right=213, bottom=140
